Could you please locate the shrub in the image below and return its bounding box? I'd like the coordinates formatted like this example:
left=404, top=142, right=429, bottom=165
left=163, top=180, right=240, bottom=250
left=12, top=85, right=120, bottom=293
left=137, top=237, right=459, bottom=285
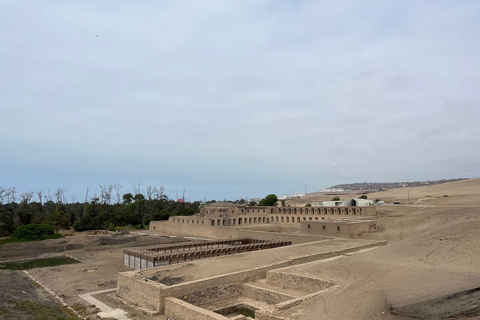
left=9, top=224, right=63, bottom=242
left=331, top=196, right=340, bottom=201
left=359, top=195, right=368, bottom=199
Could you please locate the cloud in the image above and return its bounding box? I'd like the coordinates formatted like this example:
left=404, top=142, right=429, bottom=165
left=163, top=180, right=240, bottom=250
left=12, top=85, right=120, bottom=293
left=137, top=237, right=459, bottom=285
left=1, top=0, right=479, bottom=200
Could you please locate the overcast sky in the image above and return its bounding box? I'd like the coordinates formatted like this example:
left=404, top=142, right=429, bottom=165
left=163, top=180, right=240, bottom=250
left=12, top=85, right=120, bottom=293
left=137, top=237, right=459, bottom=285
left=1, top=1, right=479, bottom=201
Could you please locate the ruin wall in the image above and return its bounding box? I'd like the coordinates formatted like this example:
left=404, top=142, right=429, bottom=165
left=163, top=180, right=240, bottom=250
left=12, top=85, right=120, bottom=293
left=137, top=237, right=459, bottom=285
left=164, top=297, right=229, bottom=320
left=149, top=221, right=327, bottom=244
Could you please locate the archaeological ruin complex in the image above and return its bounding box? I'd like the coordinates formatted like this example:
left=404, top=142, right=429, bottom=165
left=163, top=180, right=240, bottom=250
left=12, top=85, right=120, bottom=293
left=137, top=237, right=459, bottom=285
left=117, top=202, right=382, bottom=319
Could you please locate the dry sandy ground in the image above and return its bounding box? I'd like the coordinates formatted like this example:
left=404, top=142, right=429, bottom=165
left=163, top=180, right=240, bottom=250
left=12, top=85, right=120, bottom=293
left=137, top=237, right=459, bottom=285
left=1, top=179, right=479, bottom=320
left=140, top=238, right=384, bottom=283
left=0, top=232, right=186, bottom=320
left=290, top=177, right=480, bottom=206
left=270, top=179, right=480, bottom=320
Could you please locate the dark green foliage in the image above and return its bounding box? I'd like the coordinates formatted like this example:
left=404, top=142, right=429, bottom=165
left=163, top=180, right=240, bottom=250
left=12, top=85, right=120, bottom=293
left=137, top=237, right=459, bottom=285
left=258, top=194, right=278, bottom=206
left=359, top=195, right=368, bottom=199
left=154, top=209, right=171, bottom=221
left=331, top=196, right=341, bottom=201
left=237, top=307, right=255, bottom=318
left=0, top=256, right=79, bottom=270
left=43, top=210, right=70, bottom=233
left=9, top=224, right=63, bottom=242
left=0, top=191, right=201, bottom=235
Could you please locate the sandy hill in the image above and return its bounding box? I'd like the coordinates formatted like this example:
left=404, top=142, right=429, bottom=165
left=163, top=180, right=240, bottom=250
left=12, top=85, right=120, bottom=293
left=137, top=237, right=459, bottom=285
left=275, top=178, right=480, bottom=320
left=287, top=178, right=480, bottom=207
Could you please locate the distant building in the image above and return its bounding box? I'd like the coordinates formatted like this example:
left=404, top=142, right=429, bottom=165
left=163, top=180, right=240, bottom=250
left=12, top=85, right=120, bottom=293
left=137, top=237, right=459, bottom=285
left=318, top=188, right=345, bottom=193
left=289, top=193, right=305, bottom=198
left=322, top=198, right=374, bottom=207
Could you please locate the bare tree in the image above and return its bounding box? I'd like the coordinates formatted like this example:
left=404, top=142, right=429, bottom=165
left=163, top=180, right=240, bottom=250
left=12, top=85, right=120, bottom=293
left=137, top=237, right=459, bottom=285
left=55, top=188, right=65, bottom=204
left=146, top=186, right=154, bottom=201
left=84, top=186, right=90, bottom=204
left=44, top=189, right=53, bottom=202
left=20, top=191, right=34, bottom=204
left=91, top=191, right=99, bottom=204
left=99, top=185, right=106, bottom=204
left=7, top=187, right=16, bottom=203
left=106, top=184, right=113, bottom=204
left=132, top=183, right=141, bottom=196
left=113, top=183, right=122, bottom=204
left=154, top=186, right=165, bottom=200
left=71, top=195, right=76, bottom=203
left=37, top=191, right=43, bottom=205
left=0, top=187, right=5, bottom=204
left=98, top=184, right=113, bottom=204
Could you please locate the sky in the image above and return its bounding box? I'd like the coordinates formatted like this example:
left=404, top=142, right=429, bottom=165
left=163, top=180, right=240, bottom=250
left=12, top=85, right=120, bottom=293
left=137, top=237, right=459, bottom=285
left=1, top=1, right=479, bottom=202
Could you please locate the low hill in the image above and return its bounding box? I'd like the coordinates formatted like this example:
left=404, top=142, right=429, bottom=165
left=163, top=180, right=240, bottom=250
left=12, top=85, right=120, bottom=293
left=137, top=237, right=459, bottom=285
left=288, top=178, right=480, bottom=207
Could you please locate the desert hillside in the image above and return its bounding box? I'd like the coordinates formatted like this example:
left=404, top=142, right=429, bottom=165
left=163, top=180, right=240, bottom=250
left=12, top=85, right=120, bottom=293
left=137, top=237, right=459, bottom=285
left=277, top=178, right=480, bottom=320
left=288, top=178, right=480, bottom=207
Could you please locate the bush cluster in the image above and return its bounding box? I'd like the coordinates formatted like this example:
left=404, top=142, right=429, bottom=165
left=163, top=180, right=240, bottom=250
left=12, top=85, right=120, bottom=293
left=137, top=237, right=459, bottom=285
left=9, top=224, right=63, bottom=242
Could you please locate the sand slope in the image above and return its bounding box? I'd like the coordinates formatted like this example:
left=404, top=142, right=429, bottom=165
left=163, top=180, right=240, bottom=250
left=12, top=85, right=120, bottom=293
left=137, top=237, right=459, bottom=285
left=275, top=179, right=480, bottom=319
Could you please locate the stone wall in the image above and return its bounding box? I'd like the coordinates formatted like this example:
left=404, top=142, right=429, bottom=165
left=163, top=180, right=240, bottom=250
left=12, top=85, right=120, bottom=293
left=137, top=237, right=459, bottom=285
left=256, top=312, right=290, bottom=320
left=164, top=297, right=229, bottom=320
left=266, top=271, right=335, bottom=293
left=242, top=283, right=295, bottom=304
left=117, top=240, right=387, bottom=313
left=116, top=271, right=166, bottom=313
left=160, top=267, right=269, bottom=310
left=300, top=220, right=373, bottom=238
left=149, top=221, right=327, bottom=244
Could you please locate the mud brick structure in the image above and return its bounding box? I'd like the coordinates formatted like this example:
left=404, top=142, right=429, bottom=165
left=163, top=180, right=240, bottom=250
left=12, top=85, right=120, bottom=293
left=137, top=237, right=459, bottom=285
left=124, top=238, right=292, bottom=270
left=300, top=219, right=377, bottom=238
left=162, top=204, right=376, bottom=228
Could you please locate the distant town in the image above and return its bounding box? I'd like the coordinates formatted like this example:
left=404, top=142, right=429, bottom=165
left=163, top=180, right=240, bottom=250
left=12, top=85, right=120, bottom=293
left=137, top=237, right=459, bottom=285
left=327, top=178, right=468, bottom=193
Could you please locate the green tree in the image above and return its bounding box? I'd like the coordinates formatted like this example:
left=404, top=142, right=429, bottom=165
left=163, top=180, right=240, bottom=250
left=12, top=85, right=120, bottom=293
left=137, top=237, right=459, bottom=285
left=44, top=210, right=70, bottom=233
left=258, top=194, right=278, bottom=206
left=359, top=195, right=368, bottom=199
left=331, top=196, right=340, bottom=201
left=305, top=203, right=312, bottom=207
left=122, top=193, right=133, bottom=205
left=154, top=209, right=171, bottom=221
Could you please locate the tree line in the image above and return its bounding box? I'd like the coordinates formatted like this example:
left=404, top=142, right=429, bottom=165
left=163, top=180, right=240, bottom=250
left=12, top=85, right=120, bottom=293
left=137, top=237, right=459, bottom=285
left=0, top=185, right=200, bottom=236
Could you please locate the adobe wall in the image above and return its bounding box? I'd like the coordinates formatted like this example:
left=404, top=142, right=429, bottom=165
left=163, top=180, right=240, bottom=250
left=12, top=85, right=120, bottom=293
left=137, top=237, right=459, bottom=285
left=300, top=220, right=372, bottom=238
left=164, top=297, right=229, bottom=320
left=165, top=205, right=377, bottom=228
left=116, top=271, right=166, bottom=313
left=266, top=271, right=335, bottom=293
left=256, top=312, right=290, bottom=320
left=117, top=240, right=387, bottom=312
left=242, top=283, right=295, bottom=304
left=149, top=221, right=328, bottom=244
left=159, top=267, right=268, bottom=311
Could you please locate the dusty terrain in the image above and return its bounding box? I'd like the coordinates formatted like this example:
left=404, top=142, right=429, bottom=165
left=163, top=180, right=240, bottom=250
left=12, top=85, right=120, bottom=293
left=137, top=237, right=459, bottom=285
left=273, top=178, right=480, bottom=319
left=0, top=231, right=187, bottom=320
left=1, top=178, right=479, bottom=320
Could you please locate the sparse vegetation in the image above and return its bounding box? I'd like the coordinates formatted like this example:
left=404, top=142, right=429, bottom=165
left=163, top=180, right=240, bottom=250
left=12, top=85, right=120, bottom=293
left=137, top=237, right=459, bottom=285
left=15, top=301, right=78, bottom=320
left=237, top=307, right=256, bottom=318
left=0, top=256, right=80, bottom=270
left=1, top=224, right=63, bottom=245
